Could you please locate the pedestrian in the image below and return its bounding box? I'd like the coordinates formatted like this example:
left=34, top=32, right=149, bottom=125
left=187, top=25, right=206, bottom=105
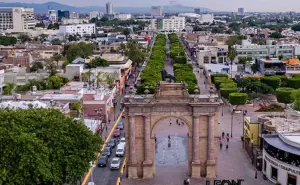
left=170, top=121, right=172, bottom=126
left=222, top=132, right=225, bottom=139
left=108, top=120, right=111, bottom=124
left=176, top=119, right=178, bottom=124
left=182, top=122, right=184, bottom=126
left=226, top=144, right=228, bottom=150
left=179, top=122, right=181, bottom=126
left=219, top=136, right=221, bottom=141
left=220, top=142, right=223, bottom=150
left=106, top=125, right=108, bottom=132
left=226, top=135, right=230, bottom=142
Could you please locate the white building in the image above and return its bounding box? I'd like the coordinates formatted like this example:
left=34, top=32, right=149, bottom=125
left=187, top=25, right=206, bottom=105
left=48, top=10, right=57, bottom=22
left=263, top=133, right=300, bottom=185
left=114, top=13, right=132, bottom=20
left=150, top=16, right=185, bottom=32
left=178, top=13, right=214, bottom=24
left=70, top=12, right=79, bottom=19
left=61, top=18, right=89, bottom=25
left=59, top=23, right=96, bottom=36
left=0, top=69, right=4, bottom=94
left=89, top=11, right=104, bottom=20
left=151, top=6, right=162, bottom=16
left=106, top=2, right=114, bottom=15
left=0, top=7, right=35, bottom=32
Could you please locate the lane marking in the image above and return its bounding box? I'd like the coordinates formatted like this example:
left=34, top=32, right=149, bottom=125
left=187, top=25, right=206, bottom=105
left=116, top=177, right=121, bottom=185
left=81, top=110, right=124, bottom=185
left=120, top=158, right=126, bottom=174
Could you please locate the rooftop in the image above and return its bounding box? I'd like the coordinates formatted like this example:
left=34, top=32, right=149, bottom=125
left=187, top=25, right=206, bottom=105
left=263, top=133, right=300, bottom=155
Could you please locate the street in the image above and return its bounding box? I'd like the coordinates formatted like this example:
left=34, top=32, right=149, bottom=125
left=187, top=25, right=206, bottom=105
left=85, top=117, right=125, bottom=185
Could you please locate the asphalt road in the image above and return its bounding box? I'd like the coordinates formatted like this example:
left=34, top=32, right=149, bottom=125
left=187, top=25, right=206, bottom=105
left=86, top=117, right=126, bottom=185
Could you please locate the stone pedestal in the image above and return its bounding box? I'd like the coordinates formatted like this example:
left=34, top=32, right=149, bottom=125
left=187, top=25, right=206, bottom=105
left=206, top=160, right=216, bottom=179
left=142, top=161, right=153, bottom=179
left=128, top=165, right=138, bottom=179
left=191, top=162, right=201, bottom=178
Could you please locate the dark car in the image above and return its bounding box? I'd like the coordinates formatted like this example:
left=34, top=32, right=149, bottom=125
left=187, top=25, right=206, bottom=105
left=107, top=139, right=116, bottom=148
left=113, top=129, right=121, bottom=137
left=102, top=147, right=112, bottom=157
left=97, top=155, right=108, bottom=167
left=116, top=122, right=124, bottom=130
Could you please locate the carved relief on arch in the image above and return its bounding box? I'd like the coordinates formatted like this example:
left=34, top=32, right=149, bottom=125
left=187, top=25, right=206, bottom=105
left=193, top=107, right=217, bottom=114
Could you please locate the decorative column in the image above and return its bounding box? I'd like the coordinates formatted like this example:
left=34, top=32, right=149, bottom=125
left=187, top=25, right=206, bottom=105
left=192, top=115, right=200, bottom=163
left=144, top=114, right=151, bottom=163
left=128, top=114, right=138, bottom=179
left=191, top=115, right=201, bottom=178
left=143, top=114, right=153, bottom=179
left=206, top=114, right=216, bottom=179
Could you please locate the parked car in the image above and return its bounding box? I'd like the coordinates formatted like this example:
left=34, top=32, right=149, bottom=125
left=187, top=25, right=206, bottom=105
left=113, top=129, right=121, bottom=137
left=107, top=139, right=116, bottom=148
left=120, top=137, right=126, bottom=144
left=110, top=157, right=121, bottom=170
left=97, top=155, right=108, bottom=167
left=102, top=147, right=112, bottom=157
left=116, top=122, right=124, bottom=130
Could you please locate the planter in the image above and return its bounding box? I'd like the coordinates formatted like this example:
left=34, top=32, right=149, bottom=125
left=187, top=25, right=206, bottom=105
left=234, top=110, right=241, bottom=114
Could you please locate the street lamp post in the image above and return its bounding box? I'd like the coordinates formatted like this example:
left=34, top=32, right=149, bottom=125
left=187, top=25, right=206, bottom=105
left=94, top=108, right=103, bottom=138
left=231, top=110, right=233, bottom=138
left=221, top=104, right=224, bottom=116
left=242, top=110, right=247, bottom=148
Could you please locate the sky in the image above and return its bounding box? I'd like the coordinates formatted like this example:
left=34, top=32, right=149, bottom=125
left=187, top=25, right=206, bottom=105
left=2, top=0, right=300, bottom=12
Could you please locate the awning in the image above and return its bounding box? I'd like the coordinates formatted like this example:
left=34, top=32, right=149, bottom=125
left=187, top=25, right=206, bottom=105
left=124, top=59, right=133, bottom=69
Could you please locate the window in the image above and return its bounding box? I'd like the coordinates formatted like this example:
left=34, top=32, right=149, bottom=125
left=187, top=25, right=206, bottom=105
left=263, top=160, right=266, bottom=172
left=271, top=166, right=278, bottom=181
left=288, top=174, right=297, bottom=185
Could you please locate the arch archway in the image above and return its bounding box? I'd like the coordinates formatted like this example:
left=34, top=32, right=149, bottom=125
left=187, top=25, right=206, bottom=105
left=124, top=82, right=220, bottom=180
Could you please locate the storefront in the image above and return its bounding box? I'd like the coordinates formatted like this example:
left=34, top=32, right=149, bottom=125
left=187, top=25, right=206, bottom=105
left=263, top=134, right=300, bottom=185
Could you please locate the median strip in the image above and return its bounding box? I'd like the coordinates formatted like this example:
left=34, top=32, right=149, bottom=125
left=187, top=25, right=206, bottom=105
left=81, top=110, right=124, bottom=185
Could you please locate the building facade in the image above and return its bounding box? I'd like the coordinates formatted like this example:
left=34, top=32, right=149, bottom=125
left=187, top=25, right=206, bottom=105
left=70, top=12, right=79, bottom=19
left=89, top=11, right=103, bottom=20
left=59, top=23, right=96, bottom=36
left=238, top=8, right=244, bottom=15
left=0, top=7, right=35, bottom=32
left=151, top=6, right=162, bottom=16
left=263, top=133, right=300, bottom=185
left=106, top=2, right=114, bottom=15
left=150, top=16, right=185, bottom=32
left=114, top=13, right=132, bottom=20
left=61, top=18, right=89, bottom=25
left=48, top=10, right=57, bottom=22
left=58, top=10, right=70, bottom=21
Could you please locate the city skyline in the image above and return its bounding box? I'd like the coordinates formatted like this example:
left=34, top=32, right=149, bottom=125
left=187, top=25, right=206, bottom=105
left=1, top=0, right=300, bottom=12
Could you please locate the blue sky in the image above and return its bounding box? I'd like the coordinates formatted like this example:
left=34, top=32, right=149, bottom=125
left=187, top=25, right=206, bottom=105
left=2, top=0, right=300, bottom=12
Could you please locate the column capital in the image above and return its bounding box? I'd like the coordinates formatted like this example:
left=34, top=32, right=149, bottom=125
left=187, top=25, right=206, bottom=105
left=207, top=113, right=215, bottom=117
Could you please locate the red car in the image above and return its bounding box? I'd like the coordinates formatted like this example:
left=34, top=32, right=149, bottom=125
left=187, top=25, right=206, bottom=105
left=113, top=129, right=120, bottom=137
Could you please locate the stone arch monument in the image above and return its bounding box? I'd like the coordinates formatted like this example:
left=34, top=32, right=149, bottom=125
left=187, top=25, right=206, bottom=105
left=123, top=82, right=220, bottom=179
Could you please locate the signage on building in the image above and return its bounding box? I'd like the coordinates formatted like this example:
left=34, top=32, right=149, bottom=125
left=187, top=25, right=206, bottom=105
left=265, top=155, right=300, bottom=175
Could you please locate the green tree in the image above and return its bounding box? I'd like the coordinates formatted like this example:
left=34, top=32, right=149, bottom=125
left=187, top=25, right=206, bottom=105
left=3, top=83, right=15, bottom=95
left=48, top=75, right=63, bottom=89
left=276, top=87, right=294, bottom=107
left=269, top=32, right=285, bottom=38
left=0, top=36, right=17, bottom=46
left=46, top=60, right=57, bottom=76
left=65, top=43, right=93, bottom=62
left=291, top=24, right=300, bottom=32
left=228, top=46, right=237, bottom=78
left=18, top=34, right=31, bottom=43
left=229, top=93, right=248, bottom=109
left=96, top=71, right=104, bottom=88
left=261, top=76, right=281, bottom=90
left=105, top=73, right=116, bottom=89
left=87, top=58, right=109, bottom=68
left=122, top=40, right=146, bottom=67
left=30, top=61, right=44, bottom=72
left=291, top=89, right=300, bottom=111
left=51, top=53, right=63, bottom=67
left=122, top=28, right=131, bottom=41
left=0, top=108, right=101, bottom=185
left=86, top=69, right=93, bottom=86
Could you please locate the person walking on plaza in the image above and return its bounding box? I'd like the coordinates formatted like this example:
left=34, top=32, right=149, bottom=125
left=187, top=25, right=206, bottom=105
left=222, top=132, right=225, bottom=139
left=226, top=135, right=230, bottom=142
left=226, top=144, right=228, bottom=150
left=220, top=142, right=223, bottom=150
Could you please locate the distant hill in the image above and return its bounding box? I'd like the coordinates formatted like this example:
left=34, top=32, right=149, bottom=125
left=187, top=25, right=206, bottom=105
left=0, top=1, right=210, bottom=14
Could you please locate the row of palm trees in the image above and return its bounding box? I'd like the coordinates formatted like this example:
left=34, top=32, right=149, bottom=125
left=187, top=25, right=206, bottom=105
left=81, top=69, right=117, bottom=89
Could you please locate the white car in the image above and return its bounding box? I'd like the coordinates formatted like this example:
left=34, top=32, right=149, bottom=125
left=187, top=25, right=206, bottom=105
left=110, top=157, right=121, bottom=170
left=120, top=137, right=126, bottom=144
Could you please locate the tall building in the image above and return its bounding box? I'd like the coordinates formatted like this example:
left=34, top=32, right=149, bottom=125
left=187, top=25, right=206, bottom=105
left=58, top=10, right=70, bottom=21
left=89, top=11, right=99, bottom=20
left=238, top=8, right=244, bottom=15
left=194, top=8, right=201, bottom=14
left=151, top=6, right=162, bottom=16
left=114, top=13, right=132, bottom=20
left=106, top=2, right=114, bottom=15
left=0, top=7, right=35, bottom=32
left=48, top=10, right=57, bottom=22
left=70, top=12, right=79, bottom=19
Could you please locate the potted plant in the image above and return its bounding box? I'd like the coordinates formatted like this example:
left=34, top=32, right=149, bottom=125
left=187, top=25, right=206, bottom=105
left=275, top=182, right=281, bottom=185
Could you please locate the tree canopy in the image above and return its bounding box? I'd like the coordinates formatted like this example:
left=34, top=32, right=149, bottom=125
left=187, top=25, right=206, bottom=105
left=64, top=42, right=94, bottom=62
left=87, top=58, right=109, bottom=68
left=120, top=40, right=146, bottom=67
left=0, top=108, right=101, bottom=185
left=0, top=36, right=17, bottom=46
